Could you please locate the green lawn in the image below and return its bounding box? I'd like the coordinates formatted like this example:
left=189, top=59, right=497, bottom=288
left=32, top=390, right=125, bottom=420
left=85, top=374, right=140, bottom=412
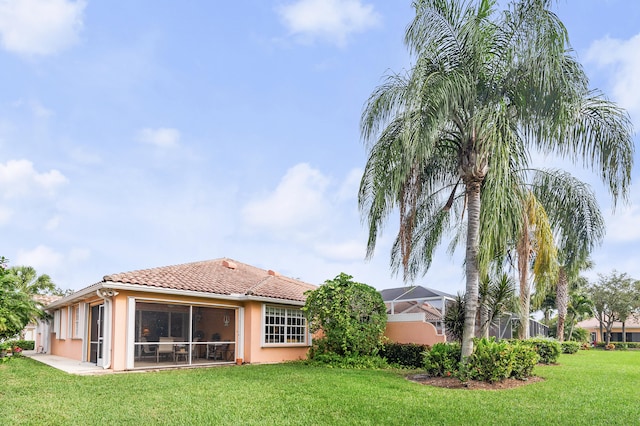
left=1, top=350, right=638, bottom=425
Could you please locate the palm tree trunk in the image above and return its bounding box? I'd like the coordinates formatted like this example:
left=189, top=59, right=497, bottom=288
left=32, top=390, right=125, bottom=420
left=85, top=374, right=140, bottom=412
left=622, top=322, right=626, bottom=343
left=461, top=178, right=482, bottom=359
left=517, top=232, right=530, bottom=339
left=556, top=267, right=568, bottom=342
left=567, top=313, right=575, bottom=341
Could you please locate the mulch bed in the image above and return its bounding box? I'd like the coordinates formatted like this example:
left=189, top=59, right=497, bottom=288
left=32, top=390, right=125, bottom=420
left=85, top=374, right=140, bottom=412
left=407, top=374, right=544, bottom=390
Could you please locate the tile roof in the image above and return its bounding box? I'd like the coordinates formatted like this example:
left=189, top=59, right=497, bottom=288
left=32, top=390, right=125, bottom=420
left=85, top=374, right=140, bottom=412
left=385, top=301, right=443, bottom=321
left=33, top=294, right=63, bottom=306
left=380, top=285, right=455, bottom=301
left=103, top=258, right=317, bottom=302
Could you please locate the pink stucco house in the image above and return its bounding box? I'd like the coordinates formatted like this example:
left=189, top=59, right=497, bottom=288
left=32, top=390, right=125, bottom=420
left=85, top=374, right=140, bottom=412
left=44, top=258, right=317, bottom=371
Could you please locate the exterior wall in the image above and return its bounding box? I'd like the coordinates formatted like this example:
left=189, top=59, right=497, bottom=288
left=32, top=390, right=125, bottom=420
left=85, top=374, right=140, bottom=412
left=581, top=325, right=640, bottom=342
left=110, top=293, right=129, bottom=371
left=50, top=290, right=310, bottom=371
left=385, top=321, right=445, bottom=346
left=50, top=296, right=100, bottom=361
left=243, top=301, right=310, bottom=364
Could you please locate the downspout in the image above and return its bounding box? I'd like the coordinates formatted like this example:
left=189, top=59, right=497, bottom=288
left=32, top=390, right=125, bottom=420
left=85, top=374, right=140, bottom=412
left=96, top=289, right=119, bottom=369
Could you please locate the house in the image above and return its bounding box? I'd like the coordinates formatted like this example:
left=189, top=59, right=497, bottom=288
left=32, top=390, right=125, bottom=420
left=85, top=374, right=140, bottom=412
left=380, top=285, right=548, bottom=344
left=577, top=316, right=640, bottom=343
left=381, top=286, right=456, bottom=346
left=22, top=294, right=62, bottom=353
left=43, top=258, right=317, bottom=371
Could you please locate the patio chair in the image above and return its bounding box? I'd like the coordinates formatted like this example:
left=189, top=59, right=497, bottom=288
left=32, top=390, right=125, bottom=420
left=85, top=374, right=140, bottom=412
left=157, top=337, right=174, bottom=362
left=140, top=337, right=157, bottom=360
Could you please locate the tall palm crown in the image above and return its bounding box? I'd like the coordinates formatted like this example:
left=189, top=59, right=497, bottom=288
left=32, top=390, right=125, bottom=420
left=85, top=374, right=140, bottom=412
left=359, top=0, right=633, bottom=357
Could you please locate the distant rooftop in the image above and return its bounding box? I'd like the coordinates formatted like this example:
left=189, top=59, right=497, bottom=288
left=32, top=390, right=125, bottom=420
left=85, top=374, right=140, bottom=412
left=380, top=285, right=455, bottom=302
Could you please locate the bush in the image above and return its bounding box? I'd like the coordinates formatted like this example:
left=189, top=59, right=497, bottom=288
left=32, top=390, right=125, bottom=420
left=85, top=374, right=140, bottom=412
left=561, top=341, right=580, bottom=354
left=423, top=343, right=461, bottom=377
left=462, top=338, right=514, bottom=383
left=304, top=353, right=389, bottom=369
left=521, top=338, right=561, bottom=364
left=303, top=273, right=387, bottom=358
left=9, top=340, right=34, bottom=350
left=510, top=342, right=540, bottom=380
left=381, top=343, right=429, bottom=369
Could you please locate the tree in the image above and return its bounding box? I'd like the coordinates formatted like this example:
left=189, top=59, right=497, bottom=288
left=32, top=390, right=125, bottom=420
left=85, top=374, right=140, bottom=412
left=479, top=272, right=516, bottom=338
left=302, top=273, right=387, bottom=357
left=359, top=0, right=633, bottom=357
left=566, top=292, right=593, bottom=341
left=513, top=189, right=557, bottom=339
left=531, top=171, right=605, bottom=342
left=588, top=271, right=639, bottom=345
left=0, top=258, right=45, bottom=340
left=8, top=265, right=56, bottom=296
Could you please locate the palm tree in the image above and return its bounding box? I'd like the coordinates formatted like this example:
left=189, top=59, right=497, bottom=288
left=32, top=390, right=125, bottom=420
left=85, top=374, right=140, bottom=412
left=513, top=189, right=557, bottom=339
left=479, top=272, right=516, bottom=338
left=531, top=171, right=604, bottom=342
left=9, top=266, right=56, bottom=296
left=566, top=292, right=593, bottom=341
left=359, top=0, right=633, bottom=357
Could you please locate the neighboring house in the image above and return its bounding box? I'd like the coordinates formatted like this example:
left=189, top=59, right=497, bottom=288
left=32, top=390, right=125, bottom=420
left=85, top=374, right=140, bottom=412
left=577, top=316, right=640, bottom=343
left=22, top=294, right=62, bottom=353
left=380, top=285, right=548, bottom=345
left=44, top=258, right=317, bottom=371
left=381, top=286, right=456, bottom=346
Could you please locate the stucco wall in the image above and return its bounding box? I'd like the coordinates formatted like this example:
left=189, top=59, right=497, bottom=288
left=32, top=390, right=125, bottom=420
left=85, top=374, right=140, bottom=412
left=243, top=301, right=310, bottom=364
left=385, top=321, right=445, bottom=346
left=50, top=290, right=310, bottom=370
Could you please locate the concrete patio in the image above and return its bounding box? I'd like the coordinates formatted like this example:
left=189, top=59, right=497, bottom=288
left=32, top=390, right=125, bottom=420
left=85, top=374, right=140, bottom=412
left=23, top=351, right=112, bottom=375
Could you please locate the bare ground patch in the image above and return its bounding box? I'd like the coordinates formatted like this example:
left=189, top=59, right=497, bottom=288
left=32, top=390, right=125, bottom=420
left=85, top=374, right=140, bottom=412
left=407, top=374, right=544, bottom=390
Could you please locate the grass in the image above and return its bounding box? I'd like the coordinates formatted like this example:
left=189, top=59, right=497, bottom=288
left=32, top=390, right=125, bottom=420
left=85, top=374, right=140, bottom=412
left=1, top=350, right=638, bottom=425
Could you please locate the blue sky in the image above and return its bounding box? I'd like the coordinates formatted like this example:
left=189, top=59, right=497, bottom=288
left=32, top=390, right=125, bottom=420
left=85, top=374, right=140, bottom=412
left=1, top=0, right=639, bottom=293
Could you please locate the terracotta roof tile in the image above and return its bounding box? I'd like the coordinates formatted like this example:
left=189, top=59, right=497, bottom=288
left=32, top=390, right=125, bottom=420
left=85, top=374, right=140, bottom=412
left=103, top=258, right=317, bottom=302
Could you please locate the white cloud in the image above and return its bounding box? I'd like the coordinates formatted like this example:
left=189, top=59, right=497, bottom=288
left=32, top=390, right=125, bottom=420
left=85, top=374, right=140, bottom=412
left=0, top=159, right=68, bottom=198
left=0, top=0, right=86, bottom=56
left=603, top=204, right=640, bottom=243
left=337, top=167, right=362, bottom=201
left=137, top=127, right=181, bottom=148
left=242, top=163, right=329, bottom=232
left=586, top=33, right=640, bottom=125
left=15, top=245, right=64, bottom=271
left=278, top=0, right=380, bottom=46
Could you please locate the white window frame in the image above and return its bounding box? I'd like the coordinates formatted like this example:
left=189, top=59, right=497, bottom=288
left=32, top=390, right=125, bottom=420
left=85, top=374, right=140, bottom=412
left=53, top=309, right=61, bottom=338
left=72, top=304, right=81, bottom=338
left=262, top=305, right=309, bottom=347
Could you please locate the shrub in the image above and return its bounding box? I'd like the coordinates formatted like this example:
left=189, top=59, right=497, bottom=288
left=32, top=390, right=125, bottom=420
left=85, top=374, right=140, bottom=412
left=521, top=338, right=561, bottom=364
left=9, top=340, right=34, bottom=350
left=381, top=343, right=429, bottom=369
left=462, top=338, right=514, bottom=383
left=423, top=343, right=461, bottom=377
left=561, top=341, right=580, bottom=354
left=305, top=353, right=389, bottom=369
left=509, top=341, right=539, bottom=380
left=303, top=273, right=387, bottom=358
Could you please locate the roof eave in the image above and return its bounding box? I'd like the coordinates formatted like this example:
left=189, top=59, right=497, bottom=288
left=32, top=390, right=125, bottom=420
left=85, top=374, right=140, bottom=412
left=46, top=281, right=306, bottom=309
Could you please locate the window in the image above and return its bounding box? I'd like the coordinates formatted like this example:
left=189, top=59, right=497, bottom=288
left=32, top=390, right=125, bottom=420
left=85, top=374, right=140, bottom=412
left=72, top=304, right=81, bottom=338
left=263, top=306, right=307, bottom=345
left=53, top=309, right=61, bottom=337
